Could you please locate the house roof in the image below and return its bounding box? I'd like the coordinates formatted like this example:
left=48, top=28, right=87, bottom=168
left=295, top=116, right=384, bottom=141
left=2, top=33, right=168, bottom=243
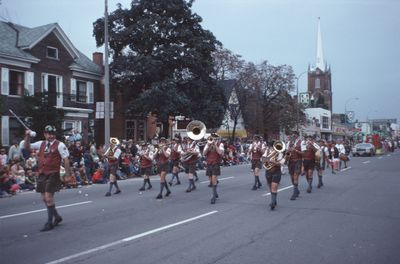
left=0, top=20, right=102, bottom=75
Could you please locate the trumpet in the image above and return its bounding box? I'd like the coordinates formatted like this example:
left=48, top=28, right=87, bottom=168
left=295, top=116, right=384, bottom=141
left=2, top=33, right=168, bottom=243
left=263, top=141, right=286, bottom=171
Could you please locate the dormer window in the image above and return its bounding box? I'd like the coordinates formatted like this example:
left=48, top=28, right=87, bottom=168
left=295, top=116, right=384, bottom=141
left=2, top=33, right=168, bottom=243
left=47, top=46, right=58, bottom=59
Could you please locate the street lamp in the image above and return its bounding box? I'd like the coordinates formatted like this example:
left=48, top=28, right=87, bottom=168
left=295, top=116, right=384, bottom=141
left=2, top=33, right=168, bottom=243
left=344, top=97, right=359, bottom=123
left=296, top=71, right=308, bottom=131
left=104, top=0, right=110, bottom=144
left=367, top=110, right=377, bottom=135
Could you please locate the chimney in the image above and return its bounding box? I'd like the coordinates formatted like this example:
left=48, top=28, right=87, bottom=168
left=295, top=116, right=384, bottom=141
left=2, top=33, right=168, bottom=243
left=92, top=52, right=104, bottom=67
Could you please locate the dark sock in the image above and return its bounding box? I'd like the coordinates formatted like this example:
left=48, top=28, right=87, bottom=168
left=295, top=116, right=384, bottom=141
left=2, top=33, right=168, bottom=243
left=307, top=178, right=313, bottom=187
left=190, top=179, right=195, bottom=188
left=164, top=182, right=170, bottom=192
left=212, top=185, right=217, bottom=198
left=114, top=181, right=120, bottom=191
left=53, top=206, right=60, bottom=218
left=108, top=182, right=114, bottom=193
left=294, top=184, right=299, bottom=193
left=47, top=205, right=55, bottom=224
left=160, top=182, right=165, bottom=194
left=175, top=173, right=180, bottom=181
left=147, top=178, right=152, bottom=186
left=271, top=192, right=277, bottom=204
left=254, top=176, right=258, bottom=186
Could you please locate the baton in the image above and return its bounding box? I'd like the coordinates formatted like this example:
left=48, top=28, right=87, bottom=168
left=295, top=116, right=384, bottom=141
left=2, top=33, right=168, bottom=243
left=9, top=109, right=36, bottom=137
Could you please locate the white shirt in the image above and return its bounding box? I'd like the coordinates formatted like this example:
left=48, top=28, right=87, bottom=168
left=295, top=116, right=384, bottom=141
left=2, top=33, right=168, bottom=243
left=29, top=140, right=69, bottom=159
left=335, top=143, right=346, bottom=155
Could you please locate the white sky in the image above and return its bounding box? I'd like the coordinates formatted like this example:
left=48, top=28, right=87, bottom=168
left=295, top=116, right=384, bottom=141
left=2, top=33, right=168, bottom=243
left=1, top=0, right=399, bottom=123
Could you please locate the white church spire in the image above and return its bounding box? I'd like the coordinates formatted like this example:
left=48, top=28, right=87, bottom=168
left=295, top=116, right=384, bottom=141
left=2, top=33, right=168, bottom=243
left=316, top=17, right=325, bottom=71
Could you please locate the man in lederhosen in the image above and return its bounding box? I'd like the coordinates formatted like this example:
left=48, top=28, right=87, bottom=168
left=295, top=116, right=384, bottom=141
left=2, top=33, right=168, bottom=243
left=181, top=137, right=200, bottom=192
left=316, top=139, right=329, bottom=188
left=249, top=135, right=264, bottom=190
left=138, top=142, right=154, bottom=191
left=203, top=134, right=224, bottom=204
left=168, top=137, right=182, bottom=186
left=263, top=141, right=286, bottom=210
left=104, top=138, right=122, bottom=196
left=301, top=135, right=320, bottom=194
left=286, top=131, right=303, bottom=200
left=24, top=125, right=71, bottom=232
left=155, top=138, right=172, bottom=199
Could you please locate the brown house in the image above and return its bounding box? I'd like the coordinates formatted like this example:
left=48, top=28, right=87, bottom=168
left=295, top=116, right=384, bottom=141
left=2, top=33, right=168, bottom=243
left=0, top=21, right=103, bottom=146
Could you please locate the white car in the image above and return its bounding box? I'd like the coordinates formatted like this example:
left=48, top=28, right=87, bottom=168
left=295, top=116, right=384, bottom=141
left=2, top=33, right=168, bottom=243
left=352, top=143, right=376, bottom=157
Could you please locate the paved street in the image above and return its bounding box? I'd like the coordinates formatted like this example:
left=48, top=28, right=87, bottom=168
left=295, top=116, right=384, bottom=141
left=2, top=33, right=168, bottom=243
left=1, top=151, right=400, bottom=264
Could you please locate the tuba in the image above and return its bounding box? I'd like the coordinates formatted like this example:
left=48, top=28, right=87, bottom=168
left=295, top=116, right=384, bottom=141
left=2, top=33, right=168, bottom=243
left=104, top=137, right=120, bottom=160
left=186, top=120, right=206, bottom=141
left=181, top=121, right=206, bottom=162
left=263, top=141, right=286, bottom=171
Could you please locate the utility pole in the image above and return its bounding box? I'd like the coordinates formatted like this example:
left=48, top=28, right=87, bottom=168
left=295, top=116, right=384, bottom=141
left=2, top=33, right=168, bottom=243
left=104, top=0, right=110, bottom=144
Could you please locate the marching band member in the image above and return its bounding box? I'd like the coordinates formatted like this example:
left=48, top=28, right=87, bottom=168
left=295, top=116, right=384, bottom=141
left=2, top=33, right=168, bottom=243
left=263, top=141, right=285, bottom=210
left=249, top=135, right=265, bottom=190
left=286, top=131, right=302, bottom=200
left=203, top=134, right=224, bottom=204
left=301, top=135, right=320, bottom=193
left=168, top=137, right=182, bottom=186
left=104, top=138, right=122, bottom=197
left=155, top=138, right=172, bottom=199
left=138, top=142, right=154, bottom=191
left=181, top=137, right=200, bottom=193
left=24, top=125, right=71, bottom=232
left=316, top=139, right=329, bottom=188
left=335, top=139, right=348, bottom=169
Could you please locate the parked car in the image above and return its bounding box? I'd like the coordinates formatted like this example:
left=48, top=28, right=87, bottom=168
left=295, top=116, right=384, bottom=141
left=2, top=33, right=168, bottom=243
left=352, top=143, right=376, bottom=157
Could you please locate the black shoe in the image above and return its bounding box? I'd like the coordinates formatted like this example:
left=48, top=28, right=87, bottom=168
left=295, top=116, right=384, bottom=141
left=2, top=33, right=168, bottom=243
left=40, top=222, right=54, bottom=232
left=185, top=188, right=191, bottom=193
left=211, top=197, right=216, bottom=204
left=191, top=185, right=196, bottom=191
left=139, top=187, right=145, bottom=191
left=168, top=181, right=173, bottom=186
left=156, top=194, right=162, bottom=199
left=208, top=183, right=212, bottom=187
left=269, top=203, right=276, bottom=210
left=105, top=192, right=111, bottom=197
left=147, top=185, right=152, bottom=190
left=53, top=216, right=63, bottom=226
left=175, top=181, right=181, bottom=185
left=257, top=183, right=262, bottom=188
left=290, top=193, right=297, bottom=200
left=317, top=182, right=323, bottom=188
left=114, top=190, right=121, bottom=195
left=251, top=185, right=257, bottom=191
left=166, top=190, right=171, bottom=197
left=215, top=193, right=219, bottom=198
left=307, top=186, right=312, bottom=193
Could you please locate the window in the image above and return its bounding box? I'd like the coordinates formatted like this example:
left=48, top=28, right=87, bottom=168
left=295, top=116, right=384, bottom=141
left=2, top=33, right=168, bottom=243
left=315, top=78, right=320, bottom=89
left=322, top=116, right=329, bottom=129
left=47, top=46, right=58, bottom=59
left=76, top=81, right=87, bottom=103
left=9, top=70, right=24, bottom=96
left=70, top=79, right=94, bottom=103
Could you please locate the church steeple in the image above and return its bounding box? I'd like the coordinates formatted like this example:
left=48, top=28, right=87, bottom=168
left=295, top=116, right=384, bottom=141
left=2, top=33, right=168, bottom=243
left=316, top=17, right=325, bottom=71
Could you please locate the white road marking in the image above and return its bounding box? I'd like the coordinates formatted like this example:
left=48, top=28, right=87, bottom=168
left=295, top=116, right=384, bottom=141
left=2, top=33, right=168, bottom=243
left=45, top=210, right=218, bottom=264
left=200, top=176, right=235, bottom=184
left=340, top=167, right=352, bottom=172
left=378, top=157, right=383, bottom=160
left=363, top=160, right=371, bottom=164
left=0, top=201, right=93, bottom=219
left=263, top=185, right=293, bottom=196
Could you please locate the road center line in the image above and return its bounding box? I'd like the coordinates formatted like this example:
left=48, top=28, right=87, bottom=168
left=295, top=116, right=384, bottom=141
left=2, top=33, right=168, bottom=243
left=340, top=166, right=352, bottom=172
left=263, top=185, right=293, bottom=196
left=45, top=210, right=218, bottom=264
left=363, top=160, right=371, bottom=164
left=0, top=201, right=93, bottom=219
left=200, top=176, right=235, bottom=184
left=378, top=157, right=383, bottom=159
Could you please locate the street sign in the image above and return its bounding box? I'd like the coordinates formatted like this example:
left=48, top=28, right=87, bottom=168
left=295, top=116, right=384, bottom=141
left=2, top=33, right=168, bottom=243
left=346, top=111, right=355, bottom=123
left=299, top=92, right=310, bottom=107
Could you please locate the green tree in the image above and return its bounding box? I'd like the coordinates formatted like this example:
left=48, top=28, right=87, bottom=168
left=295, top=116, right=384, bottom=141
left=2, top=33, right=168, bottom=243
left=23, top=92, right=64, bottom=140
left=93, top=0, right=226, bottom=136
